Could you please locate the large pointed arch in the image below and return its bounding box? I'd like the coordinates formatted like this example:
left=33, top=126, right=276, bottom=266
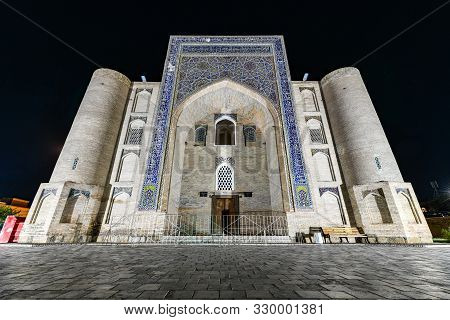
left=158, top=79, right=292, bottom=213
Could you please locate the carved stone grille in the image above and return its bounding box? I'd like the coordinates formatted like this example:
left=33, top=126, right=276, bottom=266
left=217, top=165, right=234, bottom=191
left=375, top=156, right=382, bottom=171
left=72, top=157, right=79, bottom=170
left=310, top=128, right=326, bottom=144
left=127, top=128, right=143, bottom=145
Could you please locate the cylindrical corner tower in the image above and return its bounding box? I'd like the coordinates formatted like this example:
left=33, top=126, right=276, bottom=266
left=50, top=68, right=131, bottom=186
left=320, top=67, right=403, bottom=187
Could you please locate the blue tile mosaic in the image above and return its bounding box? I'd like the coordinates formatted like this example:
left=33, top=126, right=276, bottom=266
left=138, top=36, right=312, bottom=210
left=68, top=188, right=90, bottom=199
left=175, top=56, right=278, bottom=106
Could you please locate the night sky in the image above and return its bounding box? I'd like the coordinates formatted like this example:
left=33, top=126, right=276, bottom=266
left=0, top=0, right=449, bottom=202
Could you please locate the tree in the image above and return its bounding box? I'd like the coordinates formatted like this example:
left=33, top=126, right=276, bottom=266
left=0, top=205, right=20, bottom=223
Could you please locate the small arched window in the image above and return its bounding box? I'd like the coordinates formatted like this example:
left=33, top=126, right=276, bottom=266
left=194, top=125, right=207, bottom=145
left=243, top=126, right=256, bottom=144
left=215, top=119, right=235, bottom=145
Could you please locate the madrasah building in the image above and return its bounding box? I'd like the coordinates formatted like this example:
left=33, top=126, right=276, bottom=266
left=19, top=36, right=432, bottom=244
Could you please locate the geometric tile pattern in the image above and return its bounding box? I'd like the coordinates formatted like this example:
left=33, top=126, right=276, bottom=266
left=113, top=187, right=133, bottom=197
left=139, top=36, right=312, bottom=210
left=215, top=156, right=235, bottom=168
left=175, top=56, right=279, bottom=106
left=319, top=187, right=339, bottom=197
left=68, top=189, right=90, bottom=199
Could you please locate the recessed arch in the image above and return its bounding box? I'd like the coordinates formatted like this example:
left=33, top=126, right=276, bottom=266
left=320, top=191, right=346, bottom=224
left=398, top=191, right=421, bottom=224
left=30, top=192, right=56, bottom=224
left=300, top=89, right=318, bottom=112
left=312, top=151, right=334, bottom=181
left=60, top=193, right=88, bottom=223
left=105, top=192, right=130, bottom=224
left=133, top=89, right=151, bottom=112
left=364, top=192, right=392, bottom=224
left=160, top=79, right=291, bottom=213
left=117, top=153, right=138, bottom=182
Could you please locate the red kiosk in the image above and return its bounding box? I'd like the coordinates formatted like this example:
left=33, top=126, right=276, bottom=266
left=0, top=216, right=26, bottom=243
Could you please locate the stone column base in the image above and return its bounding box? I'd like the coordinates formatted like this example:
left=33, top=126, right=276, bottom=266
left=347, top=182, right=432, bottom=244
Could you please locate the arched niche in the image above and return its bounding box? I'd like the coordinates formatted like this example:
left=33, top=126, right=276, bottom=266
left=300, top=89, right=318, bottom=112
left=321, top=191, right=345, bottom=225
left=106, top=192, right=130, bottom=225
left=134, top=90, right=151, bottom=113
left=364, top=192, right=392, bottom=224
left=60, top=192, right=88, bottom=223
left=398, top=192, right=421, bottom=224
left=312, top=151, right=334, bottom=182
left=30, top=192, right=57, bottom=224
left=117, top=153, right=138, bottom=182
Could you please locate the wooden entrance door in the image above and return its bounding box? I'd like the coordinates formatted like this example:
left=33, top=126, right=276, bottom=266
left=211, top=196, right=239, bottom=234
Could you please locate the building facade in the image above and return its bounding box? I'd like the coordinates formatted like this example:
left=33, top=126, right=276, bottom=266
left=19, top=36, right=432, bottom=244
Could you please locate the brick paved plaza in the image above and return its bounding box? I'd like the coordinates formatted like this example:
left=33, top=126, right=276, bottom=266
left=0, top=244, right=449, bottom=300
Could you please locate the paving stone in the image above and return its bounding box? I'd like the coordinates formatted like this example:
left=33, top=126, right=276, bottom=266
left=344, top=291, right=383, bottom=299
left=270, top=290, right=300, bottom=299
left=166, top=290, right=195, bottom=299
left=135, top=284, right=161, bottom=291
left=322, top=291, right=356, bottom=299
left=295, top=290, right=329, bottom=299
left=0, top=244, right=449, bottom=300
left=246, top=290, right=273, bottom=299
left=219, top=290, right=246, bottom=299
left=185, top=283, right=208, bottom=290
left=193, top=290, right=219, bottom=299
left=138, top=290, right=170, bottom=299
left=369, top=290, right=411, bottom=299
left=112, top=291, right=144, bottom=299
left=57, top=290, right=89, bottom=299
left=83, top=290, right=118, bottom=299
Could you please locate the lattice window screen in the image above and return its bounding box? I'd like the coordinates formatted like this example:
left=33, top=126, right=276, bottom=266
left=217, top=165, right=234, bottom=191
left=310, top=128, right=326, bottom=144
left=127, top=128, right=143, bottom=145
left=195, top=126, right=207, bottom=144
left=243, top=126, right=256, bottom=142
left=72, top=157, right=79, bottom=170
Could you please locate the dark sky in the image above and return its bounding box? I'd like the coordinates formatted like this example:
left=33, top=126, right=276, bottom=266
left=0, top=0, right=449, bottom=202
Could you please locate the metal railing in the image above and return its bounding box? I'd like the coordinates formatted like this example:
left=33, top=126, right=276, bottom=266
left=98, top=213, right=292, bottom=244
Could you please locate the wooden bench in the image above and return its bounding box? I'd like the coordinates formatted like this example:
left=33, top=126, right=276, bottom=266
left=322, top=227, right=370, bottom=243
